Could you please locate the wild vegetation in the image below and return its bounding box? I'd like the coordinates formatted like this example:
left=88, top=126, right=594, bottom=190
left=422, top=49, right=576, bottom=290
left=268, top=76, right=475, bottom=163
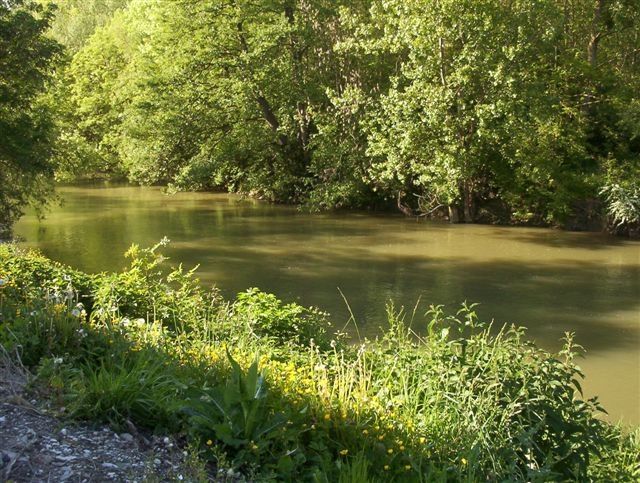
left=1, top=243, right=638, bottom=481
left=1, top=0, right=639, bottom=235
left=0, top=0, right=61, bottom=237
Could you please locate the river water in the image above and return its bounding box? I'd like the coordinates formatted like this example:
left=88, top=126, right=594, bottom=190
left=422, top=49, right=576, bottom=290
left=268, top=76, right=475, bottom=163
left=14, top=184, right=640, bottom=424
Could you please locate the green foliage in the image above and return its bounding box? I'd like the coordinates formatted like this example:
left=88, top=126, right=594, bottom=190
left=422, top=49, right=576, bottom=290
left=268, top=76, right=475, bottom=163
left=600, top=183, right=640, bottom=231
left=336, top=452, right=377, bottom=483
left=0, top=0, right=62, bottom=236
left=232, top=288, right=336, bottom=350
left=91, top=237, right=215, bottom=330
left=1, top=244, right=638, bottom=481
left=67, top=348, right=181, bottom=430
left=39, top=0, right=130, bottom=53
left=183, top=351, right=286, bottom=449
left=42, top=0, right=639, bottom=232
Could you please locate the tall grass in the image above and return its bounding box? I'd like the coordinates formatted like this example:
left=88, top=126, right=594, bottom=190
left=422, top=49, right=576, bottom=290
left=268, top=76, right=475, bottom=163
left=1, top=243, right=638, bottom=481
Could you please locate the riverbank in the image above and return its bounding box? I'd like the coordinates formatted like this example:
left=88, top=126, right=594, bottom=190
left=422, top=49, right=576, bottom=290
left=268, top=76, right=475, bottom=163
left=15, top=184, right=640, bottom=424
left=1, top=243, right=638, bottom=481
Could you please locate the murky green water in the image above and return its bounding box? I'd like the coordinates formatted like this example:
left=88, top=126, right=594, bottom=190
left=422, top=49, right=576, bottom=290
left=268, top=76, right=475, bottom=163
left=14, top=184, right=640, bottom=424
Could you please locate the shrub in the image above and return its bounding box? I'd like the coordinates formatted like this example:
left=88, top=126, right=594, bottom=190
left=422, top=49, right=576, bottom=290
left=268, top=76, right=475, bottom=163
left=600, top=182, right=640, bottom=234
left=231, top=288, right=338, bottom=351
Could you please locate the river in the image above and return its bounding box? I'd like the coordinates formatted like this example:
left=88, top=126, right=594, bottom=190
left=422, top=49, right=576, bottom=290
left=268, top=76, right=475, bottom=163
left=14, top=184, right=640, bottom=424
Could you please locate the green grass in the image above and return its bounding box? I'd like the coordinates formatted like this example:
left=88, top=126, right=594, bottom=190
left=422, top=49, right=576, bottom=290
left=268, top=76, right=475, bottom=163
left=1, top=243, right=638, bottom=481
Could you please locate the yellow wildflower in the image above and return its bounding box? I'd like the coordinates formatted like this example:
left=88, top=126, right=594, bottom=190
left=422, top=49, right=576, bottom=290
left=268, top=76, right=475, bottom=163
left=387, top=448, right=394, bottom=454
left=206, top=439, right=213, bottom=446
left=339, top=449, right=349, bottom=456
left=384, top=465, right=390, bottom=471
left=323, top=413, right=331, bottom=421
left=419, top=437, right=426, bottom=444
left=362, top=429, right=369, bottom=435
left=461, top=458, right=467, bottom=466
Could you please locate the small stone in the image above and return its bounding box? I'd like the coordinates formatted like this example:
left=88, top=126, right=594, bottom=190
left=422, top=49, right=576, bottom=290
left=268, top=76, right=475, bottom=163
left=101, top=462, right=119, bottom=470
left=60, top=467, right=74, bottom=481
left=82, top=449, right=91, bottom=456
left=163, top=436, right=170, bottom=445
left=153, top=458, right=161, bottom=466
left=107, top=472, right=117, bottom=479
left=60, top=428, right=67, bottom=436
left=1, top=451, right=16, bottom=465
left=120, top=432, right=134, bottom=443
left=55, top=455, right=77, bottom=463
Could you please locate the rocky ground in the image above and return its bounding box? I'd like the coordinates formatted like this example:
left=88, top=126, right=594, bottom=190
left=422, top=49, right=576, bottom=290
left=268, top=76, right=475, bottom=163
left=0, top=402, right=190, bottom=482
left=0, top=349, right=242, bottom=482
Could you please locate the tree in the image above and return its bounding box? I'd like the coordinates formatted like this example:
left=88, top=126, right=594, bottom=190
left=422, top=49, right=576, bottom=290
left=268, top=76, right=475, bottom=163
left=38, top=0, right=129, bottom=53
left=0, top=0, right=61, bottom=236
left=52, top=0, right=639, bottom=231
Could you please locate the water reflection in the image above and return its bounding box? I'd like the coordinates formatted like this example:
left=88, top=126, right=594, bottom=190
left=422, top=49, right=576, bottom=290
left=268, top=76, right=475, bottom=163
left=15, top=184, right=640, bottom=424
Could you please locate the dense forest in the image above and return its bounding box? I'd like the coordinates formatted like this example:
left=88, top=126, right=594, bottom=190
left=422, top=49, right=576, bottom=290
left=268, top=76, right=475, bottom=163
left=1, top=0, right=639, bottom=235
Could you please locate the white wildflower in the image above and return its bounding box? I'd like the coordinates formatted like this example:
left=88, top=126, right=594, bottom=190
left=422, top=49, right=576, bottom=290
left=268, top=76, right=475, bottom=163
left=71, top=303, right=84, bottom=318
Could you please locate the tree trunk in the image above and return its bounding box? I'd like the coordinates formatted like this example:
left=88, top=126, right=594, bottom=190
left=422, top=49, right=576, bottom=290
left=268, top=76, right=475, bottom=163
left=448, top=205, right=460, bottom=223
left=255, top=94, right=288, bottom=146
left=461, top=180, right=475, bottom=223
left=397, top=191, right=414, bottom=217
left=588, top=0, right=605, bottom=68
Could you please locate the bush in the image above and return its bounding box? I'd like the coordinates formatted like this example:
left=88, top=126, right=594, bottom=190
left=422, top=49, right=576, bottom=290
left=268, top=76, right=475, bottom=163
left=600, top=182, right=640, bottom=234
left=231, top=288, right=338, bottom=351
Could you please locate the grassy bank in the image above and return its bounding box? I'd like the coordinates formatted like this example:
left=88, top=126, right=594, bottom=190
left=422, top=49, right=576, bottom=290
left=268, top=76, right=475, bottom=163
left=0, top=242, right=638, bottom=481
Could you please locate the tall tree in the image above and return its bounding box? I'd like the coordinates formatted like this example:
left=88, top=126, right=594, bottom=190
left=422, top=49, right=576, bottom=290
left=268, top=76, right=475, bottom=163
left=0, top=0, right=61, bottom=236
left=39, top=0, right=130, bottom=53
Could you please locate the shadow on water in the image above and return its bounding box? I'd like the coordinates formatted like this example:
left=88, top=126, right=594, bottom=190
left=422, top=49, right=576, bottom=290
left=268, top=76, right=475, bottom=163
left=488, top=226, right=639, bottom=251
left=17, top=188, right=640, bottom=355
left=185, top=245, right=640, bottom=353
